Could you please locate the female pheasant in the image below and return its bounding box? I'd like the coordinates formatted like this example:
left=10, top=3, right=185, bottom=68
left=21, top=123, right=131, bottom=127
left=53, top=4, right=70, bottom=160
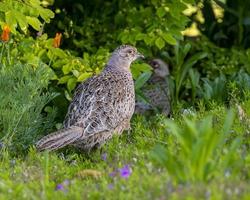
left=135, top=58, right=171, bottom=116
left=36, top=45, right=144, bottom=151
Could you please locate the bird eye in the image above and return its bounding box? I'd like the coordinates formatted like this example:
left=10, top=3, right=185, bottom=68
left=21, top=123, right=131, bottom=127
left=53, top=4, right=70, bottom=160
left=151, top=61, right=158, bottom=68
left=127, top=49, right=133, bottom=54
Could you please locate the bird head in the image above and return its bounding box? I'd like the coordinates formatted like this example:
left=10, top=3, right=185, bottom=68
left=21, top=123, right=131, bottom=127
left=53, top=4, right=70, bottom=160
left=108, top=45, right=144, bottom=70
left=149, top=59, right=170, bottom=78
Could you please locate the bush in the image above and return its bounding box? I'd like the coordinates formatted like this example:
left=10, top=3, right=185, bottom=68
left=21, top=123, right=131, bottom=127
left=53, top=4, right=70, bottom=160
left=0, top=61, right=57, bottom=152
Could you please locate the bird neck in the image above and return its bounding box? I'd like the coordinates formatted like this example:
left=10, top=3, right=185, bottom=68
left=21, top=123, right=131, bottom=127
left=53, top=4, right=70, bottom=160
left=106, top=57, right=131, bottom=71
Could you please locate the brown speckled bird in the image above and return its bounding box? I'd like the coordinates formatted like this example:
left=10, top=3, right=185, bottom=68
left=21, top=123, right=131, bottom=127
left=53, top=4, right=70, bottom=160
left=135, top=58, right=171, bottom=116
left=36, top=45, right=144, bottom=151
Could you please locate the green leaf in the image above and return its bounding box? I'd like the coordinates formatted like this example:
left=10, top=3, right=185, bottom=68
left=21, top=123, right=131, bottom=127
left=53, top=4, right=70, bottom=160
left=162, top=33, right=177, bottom=45
left=67, top=77, right=77, bottom=92
left=135, top=71, right=152, bottom=90
left=77, top=72, right=92, bottom=82
left=14, top=11, right=28, bottom=33
left=58, top=75, right=72, bottom=84
left=26, top=16, right=41, bottom=31
left=40, top=8, right=55, bottom=22
left=135, top=33, right=145, bottom=41
left=0, top=2, right=9, bottom=12
left=176, top=52, right=207, bottom=94
left=155, top=37, right=165, bottom=49
left=5, top=11, right=17, bottom=33
left=144, top=35, right=154, bottom=45
left=156, top=7, right=166, bottom=18
left=52, top=48, right=67, bottom=58
left=72, top=70, right=80, bottom=77
left=62, top=64, right=72, bottom=75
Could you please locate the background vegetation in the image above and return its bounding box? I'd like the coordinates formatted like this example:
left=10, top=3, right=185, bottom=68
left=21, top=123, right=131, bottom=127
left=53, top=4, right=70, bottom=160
left=0, top=0, right=249, bottom=199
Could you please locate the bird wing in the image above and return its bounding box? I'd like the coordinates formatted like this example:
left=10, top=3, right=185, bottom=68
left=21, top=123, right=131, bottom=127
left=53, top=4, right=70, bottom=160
left=63, top=71, right=135, bottom=135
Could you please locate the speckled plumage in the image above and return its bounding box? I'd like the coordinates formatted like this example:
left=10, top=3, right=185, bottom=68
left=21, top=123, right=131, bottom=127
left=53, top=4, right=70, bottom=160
left=36, top=45, right=144, bottom=151
left=135, top=59, right=171, bottom=116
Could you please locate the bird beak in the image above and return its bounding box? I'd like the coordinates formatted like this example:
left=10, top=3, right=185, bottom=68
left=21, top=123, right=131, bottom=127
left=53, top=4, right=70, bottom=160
left=136, top=52, right=145, bottom=60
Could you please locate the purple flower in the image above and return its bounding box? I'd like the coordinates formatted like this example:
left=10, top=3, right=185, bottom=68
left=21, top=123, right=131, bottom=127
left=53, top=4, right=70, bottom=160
left=108, top=183, right=114, bottom=190
left=109, top=171, right=117, bottom=177
left=119, top=165, right=131, bottom=179
left=55, top=184, right=64, bottom=191
left=101, top=153, right=107, bottom=161
left=55, top=179, right=70, bottom=191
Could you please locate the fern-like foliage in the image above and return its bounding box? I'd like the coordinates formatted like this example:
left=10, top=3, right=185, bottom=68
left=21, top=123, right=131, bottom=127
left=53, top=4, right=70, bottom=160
left=0, top=62, right=57, bottom=152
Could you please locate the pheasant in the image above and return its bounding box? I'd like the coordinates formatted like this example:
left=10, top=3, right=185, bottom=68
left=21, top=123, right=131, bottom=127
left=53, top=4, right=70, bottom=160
left=135, top=58, right=171, bottom=116
left=36, top=45, right=144, bottom=151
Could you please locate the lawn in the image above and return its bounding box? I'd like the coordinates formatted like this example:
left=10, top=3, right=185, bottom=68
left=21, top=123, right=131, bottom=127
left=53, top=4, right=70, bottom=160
left=0, top=101, right=250, bottom=199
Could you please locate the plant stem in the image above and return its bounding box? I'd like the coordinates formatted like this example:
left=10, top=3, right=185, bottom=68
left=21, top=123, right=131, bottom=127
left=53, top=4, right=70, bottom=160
left=0, top=43, right=5, bottom=63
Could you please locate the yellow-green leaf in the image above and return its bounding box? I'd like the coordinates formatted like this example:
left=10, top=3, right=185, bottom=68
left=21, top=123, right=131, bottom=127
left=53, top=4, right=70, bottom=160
left=58, top=75, right=72, bottom=84
left=77, top=72, right=92, bottom=82
left=162, top=33, right=177, bottom=45
left=156, top=7, right=166, bottom=18
left=62, top=64, right=72, bottom=75
left=155, top=37, right=165, bottom=49
left=26, top=16, right=41, bottom=31
left=67, top=77, right=77, bottom=92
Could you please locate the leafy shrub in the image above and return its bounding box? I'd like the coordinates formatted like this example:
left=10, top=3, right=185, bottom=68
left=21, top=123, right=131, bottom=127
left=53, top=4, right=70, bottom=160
left=0, top=61, right=57, bottom=152
left=0, top=0, right=54, bottom=33
left=46, top=0, right=193, bottom=55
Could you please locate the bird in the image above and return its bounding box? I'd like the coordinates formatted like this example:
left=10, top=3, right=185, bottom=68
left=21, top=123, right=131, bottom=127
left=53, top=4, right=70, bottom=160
left=135, top=58, right=171, bottom=116
left=36, top=45, right=144, bottom=152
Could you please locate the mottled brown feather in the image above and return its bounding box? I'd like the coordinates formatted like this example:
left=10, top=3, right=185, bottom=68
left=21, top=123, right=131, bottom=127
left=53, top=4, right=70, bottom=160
left=36, top=45, right=143, bottom=151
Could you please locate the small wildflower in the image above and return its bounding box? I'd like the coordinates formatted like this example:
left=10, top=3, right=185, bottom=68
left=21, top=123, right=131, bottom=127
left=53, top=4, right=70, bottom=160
left=108, top=183, right=114, bottom=190
left=55, top=184, right=64, bottom=191
left=119, top=165, right=131, bottom=179
left=55, top=179, right=70, bottom=191
left=1, top=25, right=11, bottom=42
left=53, top=33, right=62, bottom=48
left=101, top=153, right=107, bottom=161
left=109, top=171, right=117, bottom=178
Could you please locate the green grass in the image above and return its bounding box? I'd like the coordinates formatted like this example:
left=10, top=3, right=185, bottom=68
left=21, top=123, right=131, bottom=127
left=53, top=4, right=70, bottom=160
left=0, top=101, right=250, bottom=200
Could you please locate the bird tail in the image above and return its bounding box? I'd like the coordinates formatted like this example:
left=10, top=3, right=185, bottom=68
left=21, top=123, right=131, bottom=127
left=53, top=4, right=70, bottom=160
left=36, top=126, right=83, bottom=151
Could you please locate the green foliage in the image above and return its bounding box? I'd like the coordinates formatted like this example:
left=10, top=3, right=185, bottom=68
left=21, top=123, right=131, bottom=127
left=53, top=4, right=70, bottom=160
left=0, top=1, right=249, bottom=198
left=160, top=38, right=250, bottom=107
left=200, top=74, right=227, bottom=104
left=0, top=0, right=54, bottom=33
left=0, top=61, right=56, bottom=151
left=191, top=38, right=250, bottom=78
left=1, top=0, right=196, bottom=103
left=151, top=110, right=243, bottom=182
left=164, top=42, right=207, bottom=105
left=0, top=34, right=109, bottom=100
left=46, top=0, right=192, bottom=55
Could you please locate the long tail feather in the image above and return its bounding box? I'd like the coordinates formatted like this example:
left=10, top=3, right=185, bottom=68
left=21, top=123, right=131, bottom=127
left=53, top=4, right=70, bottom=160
left=36, top=126, right=84, bottom=151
